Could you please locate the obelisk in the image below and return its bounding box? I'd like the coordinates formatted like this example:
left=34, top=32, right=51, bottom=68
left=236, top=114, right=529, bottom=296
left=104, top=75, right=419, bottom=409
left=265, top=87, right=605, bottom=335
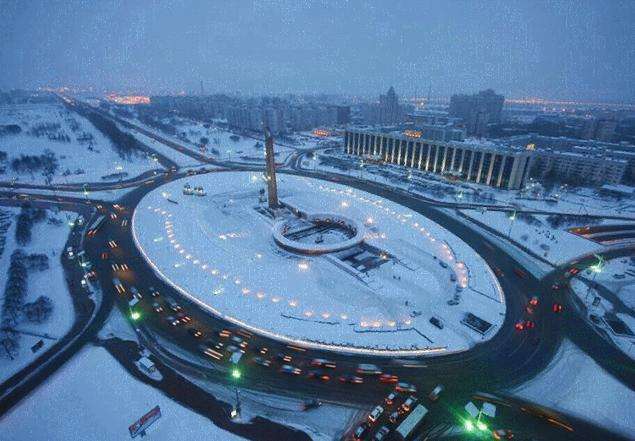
left=263, top=126, right=279, bottom=209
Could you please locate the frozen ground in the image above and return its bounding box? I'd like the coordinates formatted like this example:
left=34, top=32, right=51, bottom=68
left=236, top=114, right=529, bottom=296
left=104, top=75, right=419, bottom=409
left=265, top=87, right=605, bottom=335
left=133, top=171, right=504, bottom=356
left=0, top=103, right=159, bottom=185
left=460, top=209, right=604, bottom=265
left=0, top=346, right=246, bottom=441
left=512, top=338, right=635, bottom=437
left=0, top=208, right=75, bottom=383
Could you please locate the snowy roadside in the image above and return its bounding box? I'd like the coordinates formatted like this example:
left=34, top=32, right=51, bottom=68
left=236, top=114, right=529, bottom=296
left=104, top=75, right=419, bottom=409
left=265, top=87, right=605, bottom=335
left=511, top=338, right=635, bottom=438
left=0, top=346, right=248, bottom=441
left=0, top=208, right=76, bottom=383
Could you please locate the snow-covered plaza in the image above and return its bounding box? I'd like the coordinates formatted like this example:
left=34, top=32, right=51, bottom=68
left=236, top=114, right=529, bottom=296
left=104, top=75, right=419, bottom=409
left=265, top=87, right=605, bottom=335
left=133, top=172, right=505, bottom=356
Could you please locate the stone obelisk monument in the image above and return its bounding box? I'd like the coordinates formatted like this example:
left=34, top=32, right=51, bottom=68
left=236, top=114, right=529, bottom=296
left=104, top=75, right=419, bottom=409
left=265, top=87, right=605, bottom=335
left=263, top=126, right=279, bottom=209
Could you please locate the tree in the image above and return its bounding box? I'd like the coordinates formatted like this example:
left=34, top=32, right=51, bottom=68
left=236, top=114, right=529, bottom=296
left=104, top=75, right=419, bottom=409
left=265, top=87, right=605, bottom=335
left=23, top=296, right=54, bottom=324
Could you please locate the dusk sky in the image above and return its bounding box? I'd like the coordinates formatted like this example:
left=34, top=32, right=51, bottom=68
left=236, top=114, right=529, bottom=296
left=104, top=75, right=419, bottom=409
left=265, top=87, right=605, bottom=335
left=1, top=0, right=634, bottom=101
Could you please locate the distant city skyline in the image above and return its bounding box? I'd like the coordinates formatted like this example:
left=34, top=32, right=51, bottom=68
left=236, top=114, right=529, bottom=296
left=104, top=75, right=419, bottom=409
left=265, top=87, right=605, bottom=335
left=2, top=1, right=634, bottom=102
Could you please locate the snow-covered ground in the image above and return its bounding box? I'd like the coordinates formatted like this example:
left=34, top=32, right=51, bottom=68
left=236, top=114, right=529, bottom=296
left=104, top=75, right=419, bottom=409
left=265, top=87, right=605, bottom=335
left=0, top=208, right=75, bottom=383
left=0, top=103, right=160, bottom=185
left=133, top=172, right=504, bottom=356
left=512, top=339, right=635, bottom=437
left=569, top=261, right=635, bottom=361
left=460, top=209, right=604, bottom=265
left=312, top=150, right=635, bottom=216
left=121, top=126, right=203, bottom=168
left=126, top=115, right=301, bottom=166
left=0, top=346, right=247, bottom=440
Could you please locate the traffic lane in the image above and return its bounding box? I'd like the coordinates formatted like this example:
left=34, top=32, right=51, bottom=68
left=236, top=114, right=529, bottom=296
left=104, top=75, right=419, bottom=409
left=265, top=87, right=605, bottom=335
left=107, top=168, right=562, bottom=392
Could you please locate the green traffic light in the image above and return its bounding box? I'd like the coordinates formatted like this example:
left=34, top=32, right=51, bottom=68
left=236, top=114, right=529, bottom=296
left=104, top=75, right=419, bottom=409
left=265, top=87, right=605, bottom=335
left=131, top=311, right=141, bottom=321
left=476, top=421, right=488, bottom=431
left=464, top=420, right=474, bottom=432
left=231, top=368, right=241, bottom=379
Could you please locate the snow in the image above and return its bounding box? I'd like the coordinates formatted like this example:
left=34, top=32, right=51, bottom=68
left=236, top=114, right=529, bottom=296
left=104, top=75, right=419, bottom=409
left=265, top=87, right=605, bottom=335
left=0, top=103, right=160, bottom=185
left=132, top=171, right=505, bottom=356
left=122, top=126, right=203, bottom=167
left=512, top=339, right=635, bottom=438
left=127, top=116, right=300, bottom=166
left=0, top=208, right=75, bottom=383
left=313, top=150, right=635, bottom=216
left=460, top=209, right=604, bottom=265
left=0, top=346, right=246, bottom=441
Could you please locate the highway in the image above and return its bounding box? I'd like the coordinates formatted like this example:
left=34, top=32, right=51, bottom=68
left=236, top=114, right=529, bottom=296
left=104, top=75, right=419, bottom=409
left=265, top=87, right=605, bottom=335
left=0, top=101, right=633, bottom=440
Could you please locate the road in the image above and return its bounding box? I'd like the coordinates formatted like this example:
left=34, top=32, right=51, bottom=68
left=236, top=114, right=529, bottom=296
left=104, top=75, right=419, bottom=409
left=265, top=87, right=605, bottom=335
left=0, top=101, right=632, bottom=440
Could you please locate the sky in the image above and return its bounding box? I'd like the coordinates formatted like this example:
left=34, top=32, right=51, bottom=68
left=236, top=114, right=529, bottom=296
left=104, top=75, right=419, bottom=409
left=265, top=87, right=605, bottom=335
left=1, top=0, right=634, bottom=101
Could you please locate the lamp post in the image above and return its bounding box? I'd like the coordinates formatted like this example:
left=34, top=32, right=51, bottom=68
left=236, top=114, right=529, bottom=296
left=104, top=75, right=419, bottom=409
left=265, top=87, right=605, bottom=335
left=585, top=254, right=605, bottom=303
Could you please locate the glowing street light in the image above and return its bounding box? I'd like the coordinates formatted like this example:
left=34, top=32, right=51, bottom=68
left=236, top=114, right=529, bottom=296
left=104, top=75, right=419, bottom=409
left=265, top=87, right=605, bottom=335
left=131, top=311, right=141, bottom=321
left=231, top=368, right=241, bottom=380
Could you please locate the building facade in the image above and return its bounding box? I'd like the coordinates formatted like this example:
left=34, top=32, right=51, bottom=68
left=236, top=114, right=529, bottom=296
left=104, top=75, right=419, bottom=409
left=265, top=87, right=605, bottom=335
left=344, top=129, right=531, bottom=189
left=449, top=89, right=505, bottom=137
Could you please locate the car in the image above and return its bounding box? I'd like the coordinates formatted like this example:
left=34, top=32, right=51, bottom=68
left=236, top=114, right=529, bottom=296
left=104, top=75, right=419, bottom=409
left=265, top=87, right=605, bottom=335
left=253, top=356, right=271, bottom=367
left=400, top=396, right=417, bottom=413
left=568, top=267, right=580, bottom=276
left=552, top=283, right=563, bottom=290
left=204, top=339, right=224, bottom=351
left=428, top=384, right=444, bottom=401
left=152, top=302, right=164, bottom=313
left=515, top=321, right=525, bottom=331
left=226, top=344, right=242, bottom=353
left=493, top=428, right=515, bottom=439
left=176, top=312, right=192, bottom=324
left=165, top=315, right=180, bottom=326
left=429, top=316, right=444, bottom=329
left=379, top=374, right=399, bottom=384
left=339, top=374, right=364, bottom=384
left=439, top=261, right=448, bottom=268
left=395, top=382, right=417, bottom=393
left=529, top=296, right=539, bottom=306
left=368, top=405, right=384, bottom=423
left=373, top=426, right=390, bottom=441
left=552, top=303, right=563, bottom=313
left=149, top=287, right=160, bottom=297
left=254, top=345, right=269, bottom=355
left=353, top=422, right=370, bottom=440
left=524, top=320, right=535, bottom=329
left=166, top=299, right=182, bottom=312
left=388, top=410, right=400, bottom=424
left=385, top=392, right=400, bottom=405
left=231, top=335, right=248, bottom=349
left=513, top=268, right=527, bottom=278
left=356, top=363, right=382, bottom=375
left=307, top=370, right=331, bottom=382
left=280, top=364, right=302, bottom=376
left=494, top=267, right=504, bottom=277
left=187, top=328, right=203, bottom=339
left=276, top=353, right=293, bottom=363
left=310, top=358, right=336, bottom=369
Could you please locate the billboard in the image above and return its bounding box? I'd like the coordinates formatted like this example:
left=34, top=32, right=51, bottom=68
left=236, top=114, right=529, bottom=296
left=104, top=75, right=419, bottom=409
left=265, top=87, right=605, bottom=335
left=129, top=405, right=161, bottom=438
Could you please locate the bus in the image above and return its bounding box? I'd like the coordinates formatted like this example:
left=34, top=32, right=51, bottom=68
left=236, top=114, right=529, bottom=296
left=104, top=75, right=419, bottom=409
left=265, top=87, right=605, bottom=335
left=395, top=404, right=428, bottom=440
left=87, top=215, right=106, bottom=238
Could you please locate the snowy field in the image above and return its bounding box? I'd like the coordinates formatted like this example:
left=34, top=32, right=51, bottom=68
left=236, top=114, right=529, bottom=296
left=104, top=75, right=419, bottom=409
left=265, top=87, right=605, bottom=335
left=512, top=338, right=635, bottom=438
left=460, top=209, right=605, bottom=265
left=133, top=172, right=504, bottom=356
left=0, top=208, right=75, bottom=383
left=0, top=103, right=159, bottom=185
left=128, top=115, right=300, bottom=165
left=0, top=346, right=246, bottom=441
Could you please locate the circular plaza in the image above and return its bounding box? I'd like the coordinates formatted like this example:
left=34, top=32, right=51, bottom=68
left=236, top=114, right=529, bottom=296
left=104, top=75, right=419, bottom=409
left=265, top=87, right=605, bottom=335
left=132, top=171, right=505, bottom=356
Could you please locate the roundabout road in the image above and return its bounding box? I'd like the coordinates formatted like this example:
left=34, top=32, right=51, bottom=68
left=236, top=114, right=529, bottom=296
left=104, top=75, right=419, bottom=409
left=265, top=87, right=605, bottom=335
left=90, top=165, right=629, bottom=440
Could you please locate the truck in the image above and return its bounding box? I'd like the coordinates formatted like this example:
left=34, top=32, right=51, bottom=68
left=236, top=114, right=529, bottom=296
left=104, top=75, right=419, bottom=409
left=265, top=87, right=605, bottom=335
left=395, top=404, right=428, bottom=440
left=87, top=215, right=106, bottom=238
left=230, top=351, right=243, bottom=365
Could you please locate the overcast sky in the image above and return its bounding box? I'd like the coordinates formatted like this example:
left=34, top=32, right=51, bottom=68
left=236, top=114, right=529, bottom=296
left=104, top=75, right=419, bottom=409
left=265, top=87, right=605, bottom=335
left=1, top=0, right=634, bottom=101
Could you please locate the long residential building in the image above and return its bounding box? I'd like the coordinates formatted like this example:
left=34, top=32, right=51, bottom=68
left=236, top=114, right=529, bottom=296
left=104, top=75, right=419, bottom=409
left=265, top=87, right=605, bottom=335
left=344, top=128, right=531, bottom=189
